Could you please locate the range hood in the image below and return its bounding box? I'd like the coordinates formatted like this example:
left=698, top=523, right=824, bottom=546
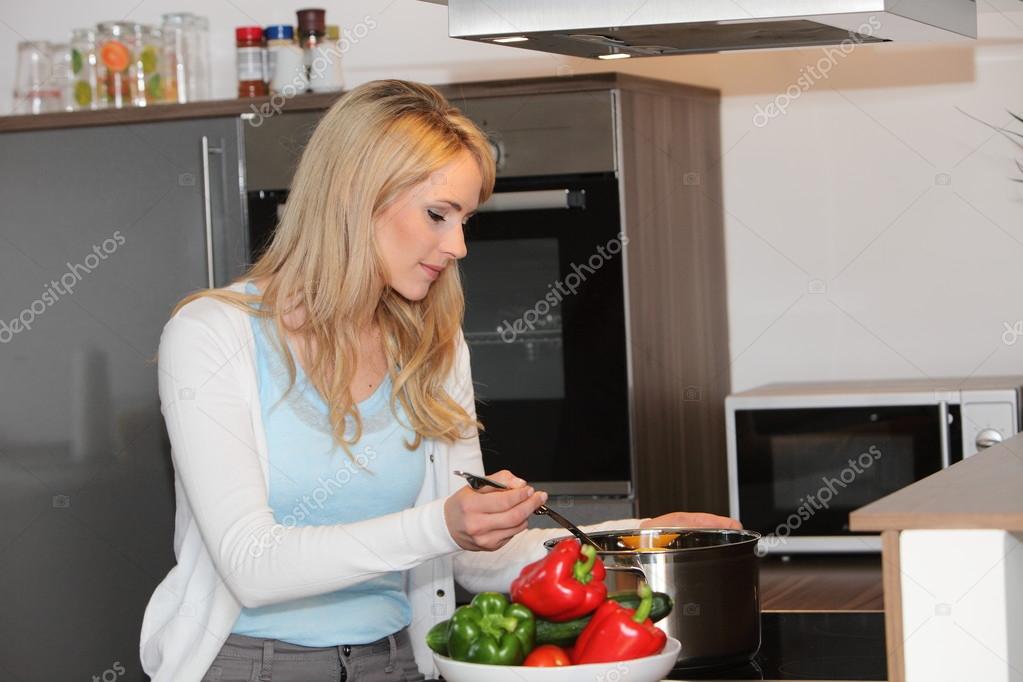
left=423, top=0, right=976, bottom=59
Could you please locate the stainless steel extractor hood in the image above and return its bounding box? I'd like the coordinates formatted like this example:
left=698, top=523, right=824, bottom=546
left=422, top=0, right=977, bottom=59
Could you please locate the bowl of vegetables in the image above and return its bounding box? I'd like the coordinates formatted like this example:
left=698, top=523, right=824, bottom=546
left=433, top=636, right=681, bottom=682
left=427, top=539, right=680, bottom=682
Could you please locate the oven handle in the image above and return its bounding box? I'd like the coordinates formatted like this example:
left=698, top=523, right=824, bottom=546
left=939, top=400, right=951, bottom=468
left=477, top=188, right=586, bottom=213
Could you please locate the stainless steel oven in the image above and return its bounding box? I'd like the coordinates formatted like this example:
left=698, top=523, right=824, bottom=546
left=245, top=91, right=637, bottom=523
left=726, top=377, right=1023, bottom=553
left=461, top=174, right=629, bottom=497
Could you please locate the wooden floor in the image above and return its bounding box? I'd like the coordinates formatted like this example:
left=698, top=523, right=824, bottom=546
left=759, top=555, right=884, bottom=611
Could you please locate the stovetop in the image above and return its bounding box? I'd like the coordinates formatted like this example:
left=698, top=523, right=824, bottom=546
left=665, top=611, right=886, bottom=681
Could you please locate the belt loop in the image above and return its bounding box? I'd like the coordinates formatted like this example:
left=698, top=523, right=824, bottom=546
left=259, top=639, right=273, bottom=681
left=384, top=634, right=397, bottom=673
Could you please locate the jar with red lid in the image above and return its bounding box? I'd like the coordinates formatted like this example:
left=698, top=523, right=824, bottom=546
left=235, top=26, right=266, bottom=98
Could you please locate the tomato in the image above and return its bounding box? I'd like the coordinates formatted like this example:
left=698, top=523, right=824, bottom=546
left=523, top=644, right=572, bottom=667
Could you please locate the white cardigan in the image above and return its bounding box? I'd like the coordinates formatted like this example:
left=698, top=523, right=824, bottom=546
left=139, top=282, right=646, bottom=681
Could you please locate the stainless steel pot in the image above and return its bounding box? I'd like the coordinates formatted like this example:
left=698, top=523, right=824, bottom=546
left=543, top=527, right=762, bottom=670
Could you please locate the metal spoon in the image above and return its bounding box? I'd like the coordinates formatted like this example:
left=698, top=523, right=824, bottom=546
left=453, top=470, right=601, bottom=550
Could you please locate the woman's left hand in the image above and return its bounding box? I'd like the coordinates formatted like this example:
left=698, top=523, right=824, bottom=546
left=639, top=512, right=742, bottom=530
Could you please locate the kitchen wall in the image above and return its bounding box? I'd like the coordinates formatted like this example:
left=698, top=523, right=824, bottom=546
left=2, top=0, right=1022, bottom=392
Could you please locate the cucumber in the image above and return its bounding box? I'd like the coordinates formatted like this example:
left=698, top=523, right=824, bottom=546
left=425, top=590, right=673, bottom=655
left=426, top=620, right=449, bottom=655
left=536, top=591, right=674, bottom=646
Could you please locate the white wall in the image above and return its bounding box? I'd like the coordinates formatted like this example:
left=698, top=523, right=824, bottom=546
left=3, top=0, right=1022, bottom=392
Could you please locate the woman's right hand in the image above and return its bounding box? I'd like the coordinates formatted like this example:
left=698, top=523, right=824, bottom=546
left=444, top=470, right=548, bottom=551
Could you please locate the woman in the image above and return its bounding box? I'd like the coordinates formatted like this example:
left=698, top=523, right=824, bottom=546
left=140, top=79, right=738, bottom=682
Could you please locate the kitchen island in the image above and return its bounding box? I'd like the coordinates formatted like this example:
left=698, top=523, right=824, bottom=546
left=850, top=432, right=1023, bottom=682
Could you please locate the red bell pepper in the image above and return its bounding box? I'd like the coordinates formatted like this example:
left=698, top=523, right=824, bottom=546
left=572, top=583, right=667, bottom=664
left=511, top=539, right=607, bottom=622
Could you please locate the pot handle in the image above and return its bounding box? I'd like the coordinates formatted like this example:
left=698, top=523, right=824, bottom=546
left=603, top=554, right=649, bottom=583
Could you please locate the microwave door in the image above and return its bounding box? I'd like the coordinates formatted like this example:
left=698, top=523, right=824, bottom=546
left=733, top=403, right=962, bottom=553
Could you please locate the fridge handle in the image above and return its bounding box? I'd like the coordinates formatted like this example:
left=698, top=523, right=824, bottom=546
left=938, top=400, right=951, bottom=468
left=201, top=135, right=224, bottom=288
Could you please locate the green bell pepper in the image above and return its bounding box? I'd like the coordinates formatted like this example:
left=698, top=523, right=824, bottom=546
left=446, top=592, right=536, bottom=665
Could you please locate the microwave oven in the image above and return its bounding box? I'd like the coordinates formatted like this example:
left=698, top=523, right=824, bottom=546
left=726, top=377, right=1023, bottom=553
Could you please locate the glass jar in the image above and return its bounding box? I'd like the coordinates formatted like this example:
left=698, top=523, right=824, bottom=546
left=235, top=26, right=267, bottom=98
left=137, top=25, right=163, bottom=104
left=12, top=41, right=60, bottom=114
left=70, top=28, right=104, bottom=110
left=161, top=13, right=196, bottom=103
left=193, top=15, right=211, bottom=100
left=263, top=25, right=294, bottom=89
left=96, top=21, right=137, bottom=108
left=50, top=43, right=76, bottom=111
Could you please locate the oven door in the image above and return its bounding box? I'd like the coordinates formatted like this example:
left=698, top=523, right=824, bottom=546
left=460, top=173, right=630, bottom=495
left=730, top=402, right=962, bottom=552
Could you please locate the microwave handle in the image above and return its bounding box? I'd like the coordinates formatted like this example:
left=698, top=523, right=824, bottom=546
left=939, top=400, right=951, bottom=468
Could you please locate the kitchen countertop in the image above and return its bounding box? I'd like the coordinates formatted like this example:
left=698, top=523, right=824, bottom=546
left=850, top=434, right=1023, bottom=532
left=664, top=611, right=886, bottom=681
left=847, top=434, right=1023, bottom=682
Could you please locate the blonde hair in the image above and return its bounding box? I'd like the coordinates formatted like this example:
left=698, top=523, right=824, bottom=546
left=175, top=79, right=495, bottom=455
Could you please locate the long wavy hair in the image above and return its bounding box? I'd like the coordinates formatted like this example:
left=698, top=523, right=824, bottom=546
left=174, top=79, right=495, bottom=455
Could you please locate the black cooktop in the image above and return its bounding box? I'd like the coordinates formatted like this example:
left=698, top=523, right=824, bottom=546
left=666, top=611, right=886, bottom=681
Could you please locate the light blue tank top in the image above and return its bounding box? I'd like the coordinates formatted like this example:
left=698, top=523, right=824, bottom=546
left=232, top=282, right=426, bottom=645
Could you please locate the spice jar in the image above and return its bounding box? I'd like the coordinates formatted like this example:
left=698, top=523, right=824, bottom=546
left=235, top=26, right=267, bottom=98
left=296, top=8, right=325, bottom=71
left=263, top=25, right=294, bottom=88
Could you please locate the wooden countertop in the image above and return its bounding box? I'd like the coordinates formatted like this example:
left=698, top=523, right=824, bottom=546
left=759, top=555, right=883, bottom=612
left=0, top=72, right=719, bottom=134
left=850, top=431, right=1023, bottom=532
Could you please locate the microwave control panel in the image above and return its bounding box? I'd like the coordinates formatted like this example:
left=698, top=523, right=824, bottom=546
left=960, top=391, right=1021, bottom=457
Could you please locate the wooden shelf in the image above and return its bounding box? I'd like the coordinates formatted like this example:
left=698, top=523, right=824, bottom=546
left=0, top=72, right=719, bottom=134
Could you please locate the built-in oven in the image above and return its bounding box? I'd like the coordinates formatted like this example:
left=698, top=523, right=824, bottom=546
left=726, top=377, right=1023, bottom=553
left=244, top=91, right=636, bottom=524
left=461, top=174, right=629, bottom=496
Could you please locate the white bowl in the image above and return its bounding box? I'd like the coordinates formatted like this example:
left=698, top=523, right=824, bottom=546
left=433, top=637, right=681, bottom=682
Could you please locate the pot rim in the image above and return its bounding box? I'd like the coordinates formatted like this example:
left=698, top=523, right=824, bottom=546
left=542, top=527, right=762, bottom=555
